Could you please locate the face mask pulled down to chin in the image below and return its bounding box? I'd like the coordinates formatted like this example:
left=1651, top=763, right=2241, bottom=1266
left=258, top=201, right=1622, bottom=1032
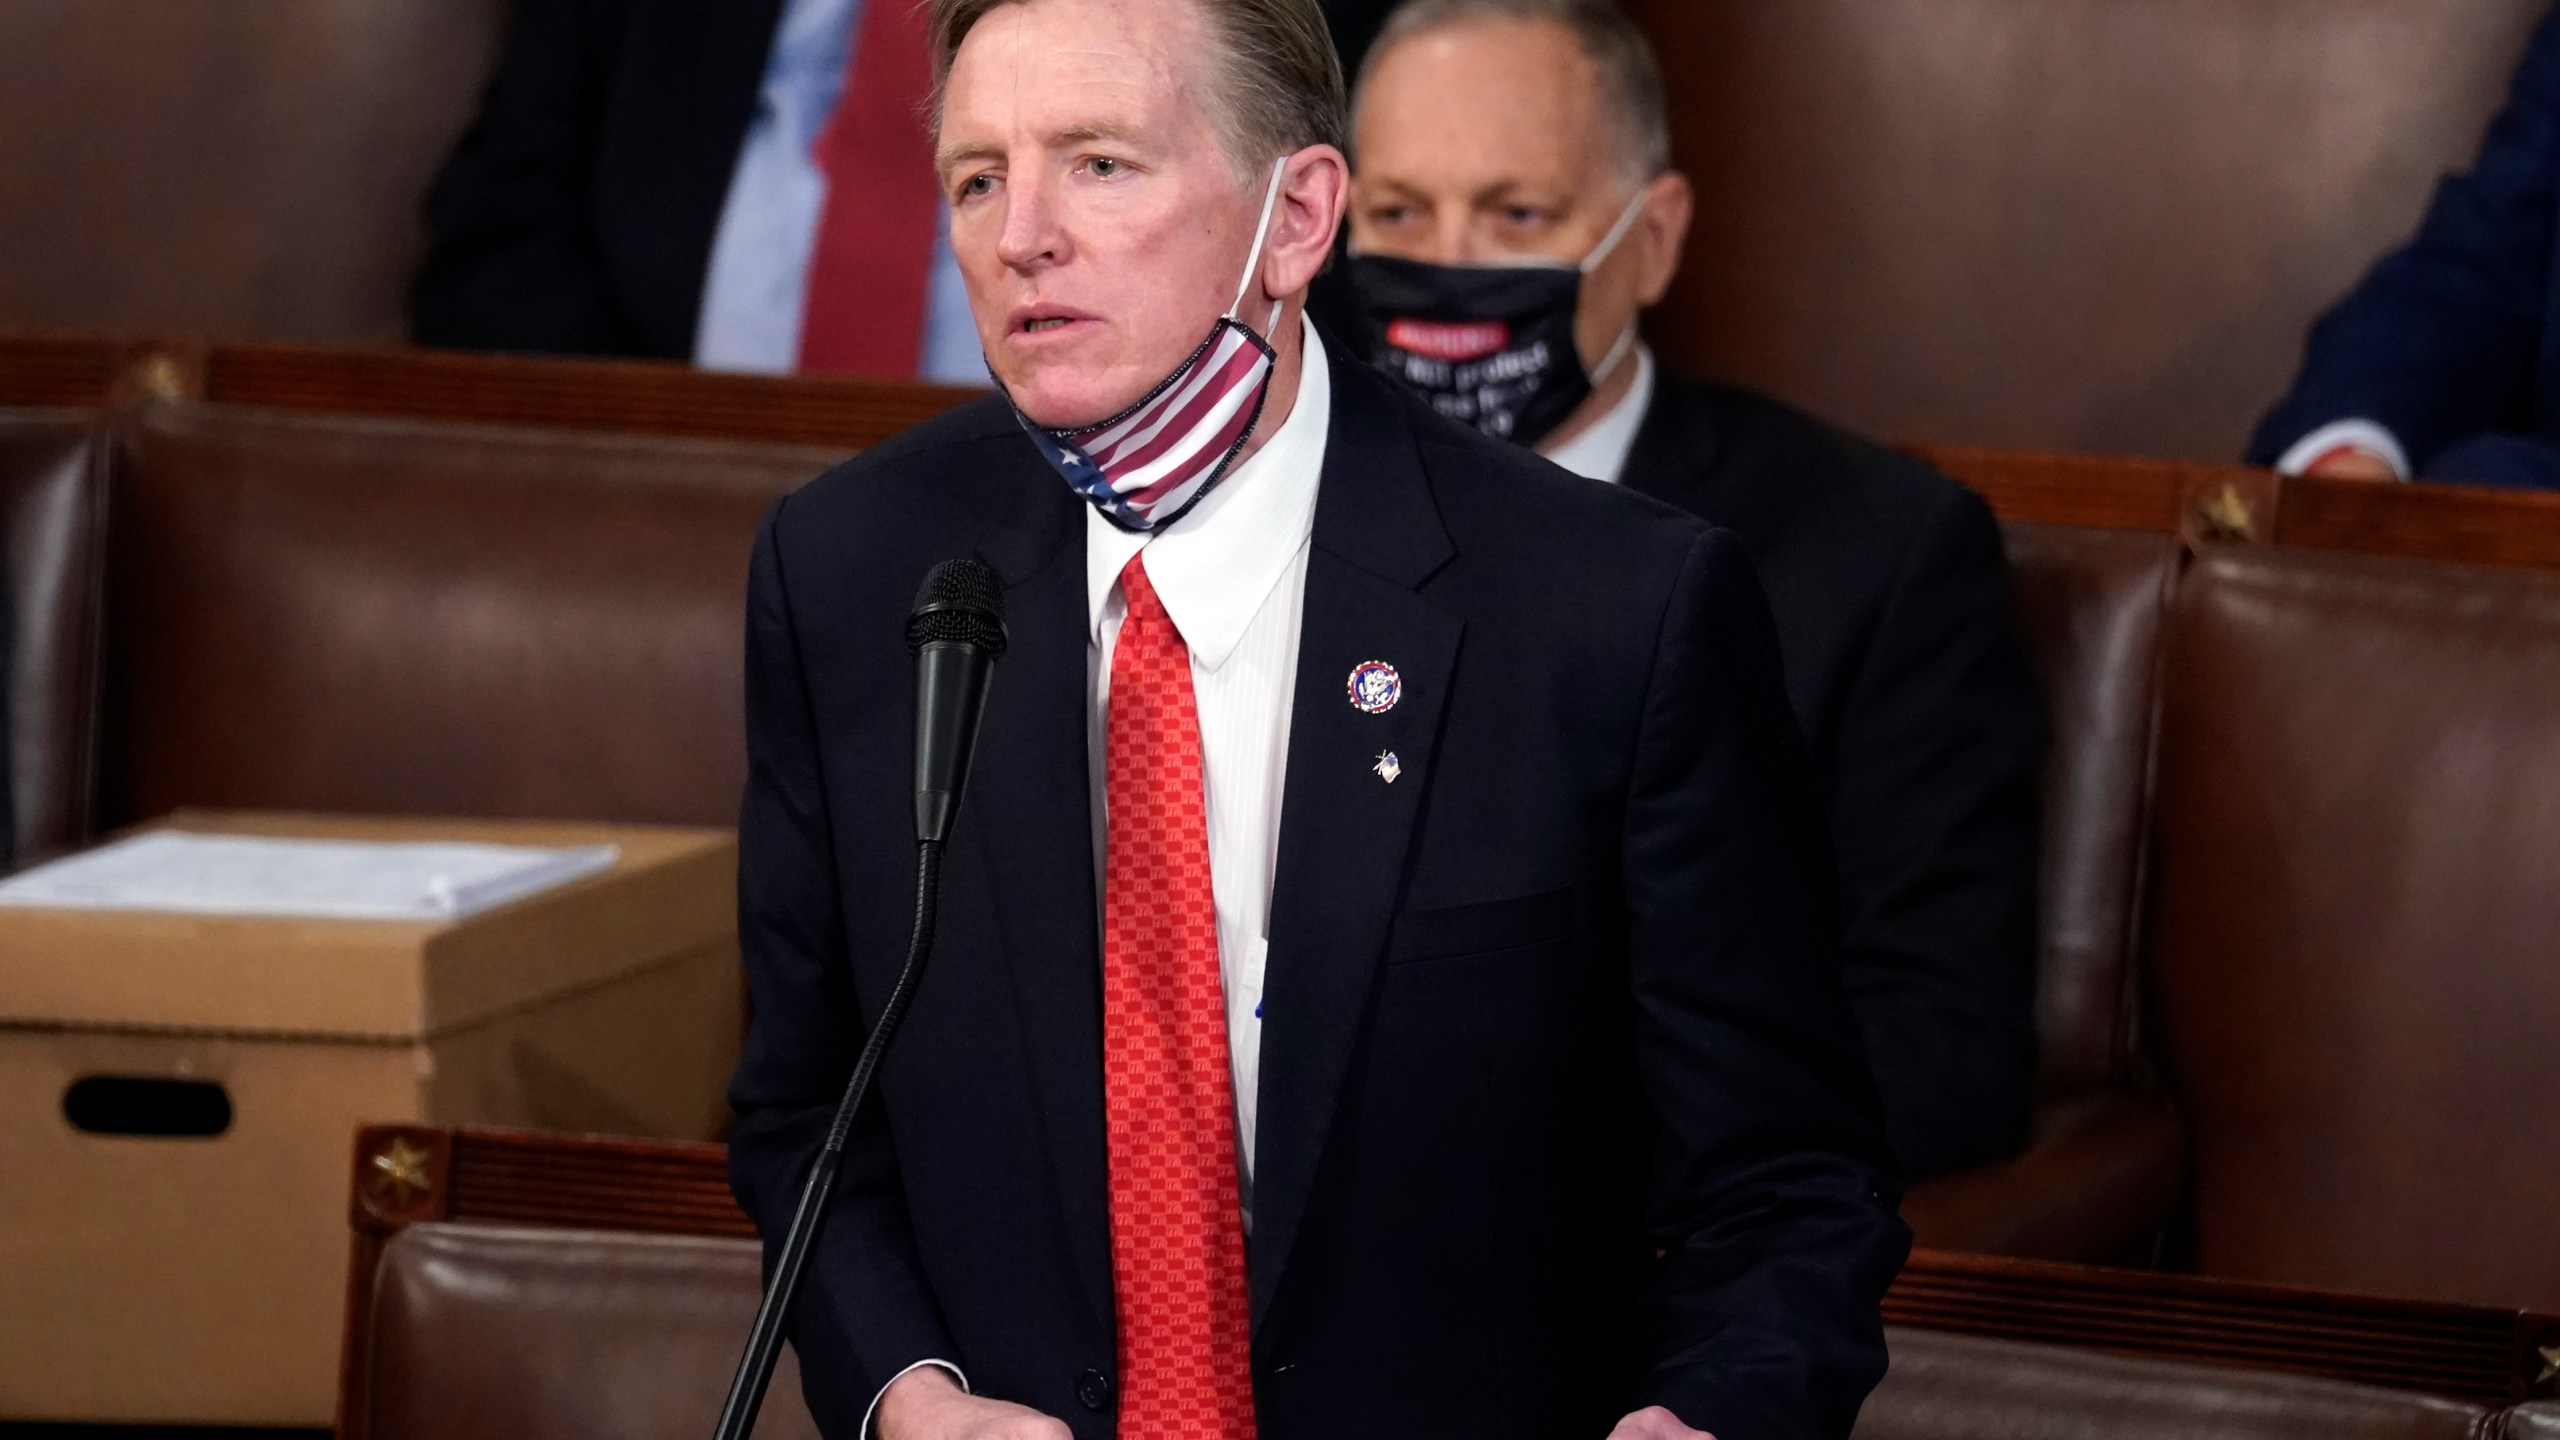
left=1345, top=191, right=1646, bottom=449
left=999, top=159, right=1292, bottom=534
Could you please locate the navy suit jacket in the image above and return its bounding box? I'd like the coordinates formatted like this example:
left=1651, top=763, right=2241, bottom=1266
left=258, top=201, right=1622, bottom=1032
left=726, top=357, right=1909, bottom=1440
left=1622, top=379, right=2042, bottom=1181
left=2251, top=4, right=2560, bottom=488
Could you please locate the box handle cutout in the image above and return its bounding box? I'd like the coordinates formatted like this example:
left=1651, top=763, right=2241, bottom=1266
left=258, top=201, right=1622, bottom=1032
left=62, top=1076, right=234, bottom=1138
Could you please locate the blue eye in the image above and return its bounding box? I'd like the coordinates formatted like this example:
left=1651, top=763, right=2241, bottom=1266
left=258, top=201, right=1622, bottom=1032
left=1089, top=157, right=1123, bottom=178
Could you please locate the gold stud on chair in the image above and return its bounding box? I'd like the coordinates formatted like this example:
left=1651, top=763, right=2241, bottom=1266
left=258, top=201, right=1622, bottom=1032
left=2190, top=481, right=2258, bottom=544
left=369, top=1136, right=434, bottom=1205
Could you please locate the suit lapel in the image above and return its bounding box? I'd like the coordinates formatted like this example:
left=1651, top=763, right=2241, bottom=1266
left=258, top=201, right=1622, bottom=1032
left=965, top=469, right=1117, bottom=1332
left=1250, top=364, right=1460, bottom=1328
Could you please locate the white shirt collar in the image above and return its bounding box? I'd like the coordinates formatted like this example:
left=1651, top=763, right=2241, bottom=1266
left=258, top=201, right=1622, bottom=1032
left=1086, top=315, right=1330, bottom=670
left=1542, top=344, right=1655, bottom=485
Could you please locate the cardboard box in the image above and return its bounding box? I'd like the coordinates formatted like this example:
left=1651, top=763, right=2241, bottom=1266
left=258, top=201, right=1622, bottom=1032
left=0, top=812, right=741, bottom=1426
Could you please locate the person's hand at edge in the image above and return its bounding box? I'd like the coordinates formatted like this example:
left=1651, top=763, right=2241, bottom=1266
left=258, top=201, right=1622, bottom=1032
left=2304, top=445, right=2402, bottom=482
left=877, top=1365, right=1072, bottom=1440
left=1607, top=1405, right=1717, bottom=1439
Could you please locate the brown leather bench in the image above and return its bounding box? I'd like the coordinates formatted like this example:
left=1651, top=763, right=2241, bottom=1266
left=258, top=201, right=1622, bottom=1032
left=354, top=1221, right=2506, bottom=1440
left=1900, top=524, right=2184, bottom=1261
left=2151, top=545, right=2560, bottom=1311
left=0, top=408, right=105, bottom=865
left=335, top=1125, right=2560, bottom=1440
left=97, top=402, right=834, bottom=829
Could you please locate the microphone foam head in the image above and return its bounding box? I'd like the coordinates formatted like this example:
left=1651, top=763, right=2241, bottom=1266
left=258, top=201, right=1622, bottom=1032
left=907, top=558, right=1009, bottom=656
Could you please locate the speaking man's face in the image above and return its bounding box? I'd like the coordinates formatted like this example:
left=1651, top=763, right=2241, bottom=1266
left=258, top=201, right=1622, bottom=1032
left=1350, top=16, right=1686, bottom=381
left=939, top=0, right=1272, bottom=428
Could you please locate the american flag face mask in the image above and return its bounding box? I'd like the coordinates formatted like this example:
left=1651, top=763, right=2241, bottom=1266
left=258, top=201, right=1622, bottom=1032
left=1004, top=159, right=1291, bottom=533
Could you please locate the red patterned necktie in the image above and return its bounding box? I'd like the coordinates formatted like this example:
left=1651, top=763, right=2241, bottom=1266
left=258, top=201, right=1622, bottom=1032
left=1102, top=554, right=1258, bottom=1438
left=797, top=0, right=940, bottom=375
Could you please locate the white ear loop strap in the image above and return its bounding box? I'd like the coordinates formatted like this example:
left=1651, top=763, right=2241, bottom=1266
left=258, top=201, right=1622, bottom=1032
left=1229, top=156, right=1294, bottom=326
left=1589, top=321, right=1640, bottom=388
left=1578, top=188, right=1650, bottom=387
left=1578, top=187, right=1651, bottom=275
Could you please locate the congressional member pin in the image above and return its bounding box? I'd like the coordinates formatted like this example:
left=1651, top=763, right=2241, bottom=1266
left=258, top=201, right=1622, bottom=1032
left=1347, top=660, right=1402, bottom=714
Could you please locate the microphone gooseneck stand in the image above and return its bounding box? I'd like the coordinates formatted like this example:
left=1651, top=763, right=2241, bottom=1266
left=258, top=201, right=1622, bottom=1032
left=713, top=556, right=1006, bottom=1440
left=710, top=838, right=945, bottom=1440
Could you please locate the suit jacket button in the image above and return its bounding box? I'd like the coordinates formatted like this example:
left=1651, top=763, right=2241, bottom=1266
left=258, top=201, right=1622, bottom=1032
left=1076, top=1368, right=1114, bottom=1412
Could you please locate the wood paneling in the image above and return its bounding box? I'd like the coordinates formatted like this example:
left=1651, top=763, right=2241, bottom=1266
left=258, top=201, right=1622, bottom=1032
left=204, top=343, right=983, bottom=454
left=0, top=0, right=506, bottom=342
left=2276, top=474, right=2560, bottom=574
left=1624, top=0, right=2548, bottom=461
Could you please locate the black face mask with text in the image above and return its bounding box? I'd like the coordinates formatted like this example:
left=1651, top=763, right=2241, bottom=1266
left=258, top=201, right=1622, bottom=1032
left=1344, top=193, right=1644, bottom=448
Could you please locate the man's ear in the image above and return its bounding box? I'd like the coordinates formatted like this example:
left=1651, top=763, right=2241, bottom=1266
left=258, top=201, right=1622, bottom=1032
left=1267, top=144, right=1352, bottom=299
left=1634, top=170, right=1693, bottom=307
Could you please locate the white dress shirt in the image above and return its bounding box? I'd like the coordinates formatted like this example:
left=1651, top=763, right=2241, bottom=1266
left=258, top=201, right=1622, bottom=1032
left=693, top=0, right=985, bottom=383
left=1542, top=343, right=1657, bottom=485
left=858, top=318, right=1329, bottom=1436
left=2274, top=416, right=2413, bottom=481
left=1085, top=314, right=1331, bottom=1224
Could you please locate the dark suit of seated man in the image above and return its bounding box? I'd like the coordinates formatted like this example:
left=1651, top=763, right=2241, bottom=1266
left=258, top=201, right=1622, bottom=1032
left=2251, top=3, right=2560, bottom=489
left=1339, top=0, right=2043, bottom=1181
left=725, top=0, right=1908, bottom=1437
left=409, top=0, right=1396, bottom=381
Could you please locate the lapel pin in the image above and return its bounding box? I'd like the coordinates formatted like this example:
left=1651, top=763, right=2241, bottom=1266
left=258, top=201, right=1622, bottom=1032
left=1347, top=660, right=1402, bottom=714
left=1373, top=751, right=1402, bottom=784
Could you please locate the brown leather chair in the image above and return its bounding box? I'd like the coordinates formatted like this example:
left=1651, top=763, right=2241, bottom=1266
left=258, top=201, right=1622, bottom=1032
left=2151, top=546, right=2560, bottom=1309
left=101, top=403, right=838, bottom=828
left=0, top=1, right=506, bottom=342
left=2507, top=1405, right=2560, bottom=1438
left=0, top=409, right=106, bottom=865
left=359, top=1223, right=818, bottom=1440
left=346, top=1224, right=2505, bottom=1440
left=1902, top=524, right=2185, bottom=1262
left=344, top=1125, right=2560, bottom=1438
left=1862, top=1327, right=2493, bottom=1440
left=1623, top=0, right=2550, bottom=460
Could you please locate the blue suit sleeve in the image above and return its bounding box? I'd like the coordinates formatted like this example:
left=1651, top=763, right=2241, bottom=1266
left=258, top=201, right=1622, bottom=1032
left=728, top=501, right=964, bottom=1440
left=2249, top=6, right=2560, bottom=470
left=1621, top=530, right=1912, bottom=1440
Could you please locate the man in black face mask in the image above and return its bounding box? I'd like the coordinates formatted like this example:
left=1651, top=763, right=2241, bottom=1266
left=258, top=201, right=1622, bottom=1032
left=1347, top=0, right=2045, bottom=1182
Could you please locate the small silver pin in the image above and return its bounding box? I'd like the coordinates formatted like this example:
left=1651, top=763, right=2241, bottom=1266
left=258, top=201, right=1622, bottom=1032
left=1373, top=750, right=1402, bottom=784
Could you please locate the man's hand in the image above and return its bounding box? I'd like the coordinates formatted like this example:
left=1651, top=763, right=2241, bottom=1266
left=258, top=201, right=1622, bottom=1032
left=876, top=1365, right=1072, bottom=1440
left=2304, top=445, right=2402, bottom=482
left=1607, top=1406, right=1716, bottom=1440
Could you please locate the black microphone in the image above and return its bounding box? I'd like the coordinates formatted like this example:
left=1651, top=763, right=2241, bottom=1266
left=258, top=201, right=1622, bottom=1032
left=712, top=558, right=1007, bottom=1440
left=907, top=558, right=1009, bottom=845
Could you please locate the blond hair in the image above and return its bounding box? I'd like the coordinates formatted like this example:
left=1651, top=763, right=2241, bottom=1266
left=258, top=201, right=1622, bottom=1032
left=926, top=0, right=1348, bottom=175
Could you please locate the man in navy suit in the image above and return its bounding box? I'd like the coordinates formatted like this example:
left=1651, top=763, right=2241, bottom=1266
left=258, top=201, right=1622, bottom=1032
left=1344, top=0, right=2042, bottom=1183
left=2252, top=4, right=2560, bottom=489
left=725, top=1, right=1907, bottom=1437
